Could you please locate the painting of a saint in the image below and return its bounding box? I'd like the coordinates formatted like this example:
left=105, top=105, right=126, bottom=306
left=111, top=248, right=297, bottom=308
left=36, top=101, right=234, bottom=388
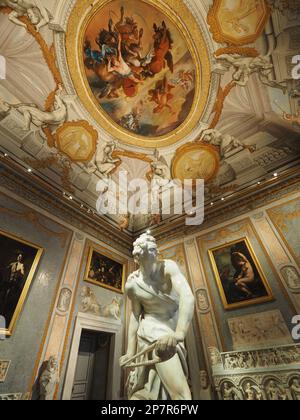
left=208, top=238, right=273, bottom=310
left=0, top=230, right=43, bottom=336
left=85, top=246, right=125, bottom=294
left=83, top=0, right=196, bottom=137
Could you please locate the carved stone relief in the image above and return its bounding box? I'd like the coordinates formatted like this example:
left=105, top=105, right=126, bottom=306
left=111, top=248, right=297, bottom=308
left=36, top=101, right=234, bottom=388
left=56, top=288, right=72, bottom=314
left=228, top=310, right=293, bottom=350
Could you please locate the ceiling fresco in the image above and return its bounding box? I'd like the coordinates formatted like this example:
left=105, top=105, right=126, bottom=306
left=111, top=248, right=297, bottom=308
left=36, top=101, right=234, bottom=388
left=0, top=0, right=299, bottom=233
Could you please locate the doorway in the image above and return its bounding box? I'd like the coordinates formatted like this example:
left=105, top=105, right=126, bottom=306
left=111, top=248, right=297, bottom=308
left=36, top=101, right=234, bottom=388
left=71, top=330, right=113, bottom=400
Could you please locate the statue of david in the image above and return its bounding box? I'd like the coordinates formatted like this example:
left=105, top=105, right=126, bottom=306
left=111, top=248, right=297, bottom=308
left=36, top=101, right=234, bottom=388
left=120, top=233, right=195, bottom=400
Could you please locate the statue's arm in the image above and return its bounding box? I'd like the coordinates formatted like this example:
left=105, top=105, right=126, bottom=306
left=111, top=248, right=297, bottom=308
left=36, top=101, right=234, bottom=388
left=124, top=282, right=142, bottom=357
left=166, top=260, right=195, bottom=341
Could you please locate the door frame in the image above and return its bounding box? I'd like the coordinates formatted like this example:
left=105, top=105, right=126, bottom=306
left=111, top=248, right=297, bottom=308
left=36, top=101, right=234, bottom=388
left=62, top=313, right=123, bottom=400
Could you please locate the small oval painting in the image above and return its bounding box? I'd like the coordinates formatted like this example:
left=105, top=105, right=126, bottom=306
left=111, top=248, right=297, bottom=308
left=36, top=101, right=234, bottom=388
left=83, top=0, right=197, bottom=138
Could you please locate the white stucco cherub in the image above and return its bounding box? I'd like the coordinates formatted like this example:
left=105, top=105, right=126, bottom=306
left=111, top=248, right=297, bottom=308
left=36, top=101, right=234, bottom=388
left=0, top=0, right=52, bottom=32
left=200, top=128, right=256, bottom=159
left=94, top=140, right=120, bottom=178
left=216, top=53, right=287, bottom=93
left=3, top=85, right=67, bottom=134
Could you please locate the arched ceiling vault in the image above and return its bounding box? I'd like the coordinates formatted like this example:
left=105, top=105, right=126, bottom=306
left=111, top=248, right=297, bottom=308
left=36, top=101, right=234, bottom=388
left=0, top=0, right=299, bottom=234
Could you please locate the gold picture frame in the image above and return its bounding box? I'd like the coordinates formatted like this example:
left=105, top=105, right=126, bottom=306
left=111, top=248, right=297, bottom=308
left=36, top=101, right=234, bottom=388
left=208, top=237, right=274, bottom=310
left=84, top=244, right=126, bottom=294
left=0, top=229, right=43, bottom=337
left=66, top=0, right=211, bottom=148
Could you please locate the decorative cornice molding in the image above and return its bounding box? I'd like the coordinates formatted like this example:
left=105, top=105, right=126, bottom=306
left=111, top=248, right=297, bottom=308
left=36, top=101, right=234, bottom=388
left=0, top=161, right=132, bottom=256
left=147, top=169, right=300, bottom=244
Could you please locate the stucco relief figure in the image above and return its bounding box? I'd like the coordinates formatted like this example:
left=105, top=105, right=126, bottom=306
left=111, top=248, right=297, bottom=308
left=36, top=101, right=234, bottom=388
left=120, top=233, right=195, bottom=400
left=222, top=382, right=242, bottom=400
left=0, top=0, right=52, bottom=32
left=3, top=86, right=67, bottom=134
left=266, top=380, right=287, bottom=400
left=39, top=356, right=59, bottom=400
left=243, top=382, right=263, bottom=400
left=88, top=140, right=120, bottom=177
left=80, top=286, right=101, bottom=316
left=150, top=149, right=171, bottom=185
left=101, top=296, right=122, bottom=321
left=216, top=54, right=287, bottom=92
left=290, top=379, right=300, bottom=400
left=57, top=288, right=72, bottom=313
left=200, top=128, right=256, bottom=159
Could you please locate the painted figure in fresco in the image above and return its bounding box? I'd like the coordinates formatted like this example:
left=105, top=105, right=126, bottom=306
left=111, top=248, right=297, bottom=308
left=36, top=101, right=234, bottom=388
left=0, top=0, right=51, bottom=32
left=223, top=0, right=261, bottom=34
left=148, top=76, right=175, bottom=114
left=231, top=251, right=255, bottom=298
left=84, top=6, right=174, bottom=100
left=120, top=233, right=194, bottom=400
left=1, top=252, right=25, bottom=324
left=282, top=110, right=300, bottom=126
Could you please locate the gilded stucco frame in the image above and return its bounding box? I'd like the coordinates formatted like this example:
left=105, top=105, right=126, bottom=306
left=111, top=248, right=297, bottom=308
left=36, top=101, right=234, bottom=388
left=84, top=244, right=126, bottom=294
left=208, top=236, right=274, bottom=310
left=66, top=0, right=211, bottom=148
left=0, top=229, right=43, bottom=337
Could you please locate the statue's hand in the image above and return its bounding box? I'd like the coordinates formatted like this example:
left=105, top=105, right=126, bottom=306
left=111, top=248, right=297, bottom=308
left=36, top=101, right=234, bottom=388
left=120, top=353, right=133, bottom=367
left=155, top=334, right=177, bottom=362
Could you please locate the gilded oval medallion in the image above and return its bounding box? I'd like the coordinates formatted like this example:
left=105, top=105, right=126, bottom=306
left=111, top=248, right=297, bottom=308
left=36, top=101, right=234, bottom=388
left=66, top=0, right=211, bottom=148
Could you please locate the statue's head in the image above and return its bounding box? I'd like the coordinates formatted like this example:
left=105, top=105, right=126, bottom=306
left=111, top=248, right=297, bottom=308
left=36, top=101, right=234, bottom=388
left=48, top=356, right=58, bottom=372
left=27, top=8, right=41, bottom=25
left=132, top=232, right=158, bottom=265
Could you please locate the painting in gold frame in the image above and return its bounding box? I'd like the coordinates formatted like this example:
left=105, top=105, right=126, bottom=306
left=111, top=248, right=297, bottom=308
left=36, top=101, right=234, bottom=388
left=0, top=230, right=43, bottom=337
left=66, top=0, right=211, bottom=148
left=84, top=245, right=126, bottom=294
left=208, top=237, right=274, bottom=310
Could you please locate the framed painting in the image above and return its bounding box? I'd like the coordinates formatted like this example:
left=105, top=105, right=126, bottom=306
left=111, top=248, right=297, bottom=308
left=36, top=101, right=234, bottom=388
left=0, top=230, right=43, bottom=337
left=84, top=245, right=126, bottom=294
left=208, top=237, right=274, bottom=310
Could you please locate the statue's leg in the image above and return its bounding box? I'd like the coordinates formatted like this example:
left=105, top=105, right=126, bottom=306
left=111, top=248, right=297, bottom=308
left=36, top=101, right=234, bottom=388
left=22, top=111, right=32, bottom=131
left=155, top=354, right=192, bottom=400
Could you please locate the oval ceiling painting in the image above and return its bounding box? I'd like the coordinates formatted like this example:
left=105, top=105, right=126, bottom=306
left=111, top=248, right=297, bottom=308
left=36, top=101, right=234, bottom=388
left=67, top=0, right=211, bottom=147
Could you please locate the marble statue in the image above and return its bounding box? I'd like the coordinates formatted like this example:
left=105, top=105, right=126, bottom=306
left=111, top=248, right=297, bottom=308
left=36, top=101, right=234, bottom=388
left=0, top=0, right=52, bottom=32
left=3, top=86, right=67, bottom=134
left=39, top=356, right=59, bottom=400
left=200, top=128, right=255, bottom=159
left=216, top=54, right=287, bottom=93
left=290, top=379, right=300, bottom=400
left=95, top=140, right=120, bottom=178
left=119, top=232, right=195, bottom=400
